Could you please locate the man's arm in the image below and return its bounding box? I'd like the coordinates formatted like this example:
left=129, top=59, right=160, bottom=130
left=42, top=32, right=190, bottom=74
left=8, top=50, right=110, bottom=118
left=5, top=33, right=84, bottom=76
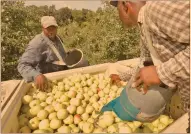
left=156, top=46, right=190, bottom=88
left=17, top=38, right=43, bottom=82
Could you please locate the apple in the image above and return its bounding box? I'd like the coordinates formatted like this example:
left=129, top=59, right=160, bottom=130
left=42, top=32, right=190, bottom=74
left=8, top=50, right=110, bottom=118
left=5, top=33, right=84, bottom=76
left=26, top=110, right=35, bottom=118
left=52, top=101, right=58, bottom=107
left=57, top=109, right=68, bottom=120
left=54, top=91, right=64, bottom=99
left=18, top=114, right=27, bottom=120
left=103, top=88, right=110, bottom=94
left=58, top=84, right=65, bottom=91
left=98, top=114, right=114, bottom=128
left=29, top=100, right=40, bottom=108
left=19, top=126, right=31, bottom=133
left=57, top=126, right=71, bottom=133
left=70, top=98, right=81, bottom=106
left=81, top=113, right=89, bottom=121
left=159, top=115, right=170, bottom=126
left=81, top=81, right=87, bottom=87
left=87, top=79, right=93, bottom=86
left=69, top=124, right=76, bottom=129
left=89, top=96, right=98, bottom=103
left=54, top=103, right=65, bottom=112
left=21, top=105, right=30, bottom=114
left=65, top=84, right=70, bottom=91
left=143, top=126, right=153, bottom=133
left=93, top=127, right=104, bottom=133
left=85, top=105, right=94, bottom=114
left=28, top=117, right=40, bottom=130
left=30, top=105, right=43, bottom=116
left=94, top=94, right=99, bottom=99
left=64, top=115, right=74, bottom=124
left=152, top=119, right=160, bottom=127
left=76, top=106, right=85, bottom=114
left=157, top=123, right=166, bottom=131
left=68, top=81, right=75, bottom=87
left=51, top=79, right=57, bottom=84
left=67, top=105, right=76, bottom=114
left=98, top=83, right=105, bottom=89
left=58, top=81, right=64, bottom=87
left=98, top=118, right=107, bottom=129
left=90, top=83, right=97, bottom=89
left=37, top=110, right=49, bottom=120
left=82, top=100, right=87, bottom=108
left=40, top=102, right=48, bottom=108
left=83, top=87, right=89, bottom=93
left=115, top=117, right=122, bottom=123
left=98, top=91, right=104, bottom=97
left=68, top=90, right=77, bottom=98
left=133, top=121, right=142, bottom=128
left=33, top=129, right=49, bottom=133
left=43, top=128, right=54, bottom=133
left=108, top=125, right=118, bottom=133
left=119, top=124, right=132, bottom=133
left=91, top=111, right=99, bottom=119
left=39, top=119, right=50, bottom=130
left=48, top=112, right=57, bottom=120
left=50, top=119, right=62, bottom=129
left=109, top=92, right=116, bottom=98
left=46, top=96, right=54, bottom=104
left=82, top=122, right=94, bottom=133
left=74, top=114, right=81, bottom=124
left=71, top=127, right=80, bottom=133
left=22, top=95, right=33, bottom=104
left=62, top=102, right=70, bottom=107
left=111, top=85, right=118, bottom=91
left=79, top=121, right=85, bottom=130
left=87, top=118, right=94, bottom=124
left=47, top=92, right=53, bottom=96
left=19, top=117, right=29, bottom=127
left=75, top=82, right=82, bottom=89
left=87, top=90, right=94, bottom=97
left=76, top=93, right=84, bottom=100
left=92, top=103, right=100, bottom=111
left=37, top=92, right=47, bottom=101
left=45, top=105, right=55, bottom=114
left=83, top=94, right=90, bottom=101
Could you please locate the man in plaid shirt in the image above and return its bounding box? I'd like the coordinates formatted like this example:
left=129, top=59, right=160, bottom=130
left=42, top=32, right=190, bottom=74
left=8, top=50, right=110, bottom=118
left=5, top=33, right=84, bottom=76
left=110, top=1, right=190, bottom=132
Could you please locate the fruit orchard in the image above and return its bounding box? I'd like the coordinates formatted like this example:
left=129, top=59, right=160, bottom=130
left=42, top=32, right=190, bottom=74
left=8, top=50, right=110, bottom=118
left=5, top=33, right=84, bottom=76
left=1, top=1, right=140, bottom=81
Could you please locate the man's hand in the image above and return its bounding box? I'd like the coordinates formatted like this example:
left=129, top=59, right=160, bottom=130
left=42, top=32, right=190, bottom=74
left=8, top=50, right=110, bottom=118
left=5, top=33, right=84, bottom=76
left=110, top=74, right=122, bottom=86
left=35, top=74, right=48, bottom=91
left=132, top=66, right=161, bottom=94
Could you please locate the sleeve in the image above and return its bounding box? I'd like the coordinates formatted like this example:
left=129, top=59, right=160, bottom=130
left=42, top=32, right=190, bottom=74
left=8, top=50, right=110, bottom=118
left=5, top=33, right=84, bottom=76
left=156, top=46, right=190, bottom=88
left=17, top=38, right=43, bottom=82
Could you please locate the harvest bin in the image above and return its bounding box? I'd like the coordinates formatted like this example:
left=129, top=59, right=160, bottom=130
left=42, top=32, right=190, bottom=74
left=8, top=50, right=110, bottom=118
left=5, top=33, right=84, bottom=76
left=1, top=58, right=188, bottom=133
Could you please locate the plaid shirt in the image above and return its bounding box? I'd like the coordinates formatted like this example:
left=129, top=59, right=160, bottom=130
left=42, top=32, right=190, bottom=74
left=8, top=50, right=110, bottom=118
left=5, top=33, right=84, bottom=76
left=119, top=1, right=190, bottom=112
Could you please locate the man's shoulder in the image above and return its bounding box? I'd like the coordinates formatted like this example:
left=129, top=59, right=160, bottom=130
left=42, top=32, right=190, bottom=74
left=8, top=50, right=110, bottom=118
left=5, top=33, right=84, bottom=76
left=28, top=33, right=47, bottom=48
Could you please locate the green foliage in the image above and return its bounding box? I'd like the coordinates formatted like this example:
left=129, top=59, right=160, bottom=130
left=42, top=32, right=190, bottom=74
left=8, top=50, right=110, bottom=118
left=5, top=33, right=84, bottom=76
left=1, top=1, right=140, bottom=81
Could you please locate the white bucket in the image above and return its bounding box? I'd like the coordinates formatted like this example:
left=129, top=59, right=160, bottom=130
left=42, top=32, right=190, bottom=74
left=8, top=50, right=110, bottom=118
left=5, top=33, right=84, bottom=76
left=64, top=49, right=89, bottom=68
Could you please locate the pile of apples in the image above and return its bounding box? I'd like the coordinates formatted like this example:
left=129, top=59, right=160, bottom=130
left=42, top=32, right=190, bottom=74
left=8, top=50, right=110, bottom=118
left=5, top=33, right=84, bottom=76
left=18, top=73, right=173, bottom=133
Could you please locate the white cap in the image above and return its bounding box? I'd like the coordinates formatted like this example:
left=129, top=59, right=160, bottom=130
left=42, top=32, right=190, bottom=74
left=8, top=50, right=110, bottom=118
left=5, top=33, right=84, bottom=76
left=41, top=16, right=58, bottom=28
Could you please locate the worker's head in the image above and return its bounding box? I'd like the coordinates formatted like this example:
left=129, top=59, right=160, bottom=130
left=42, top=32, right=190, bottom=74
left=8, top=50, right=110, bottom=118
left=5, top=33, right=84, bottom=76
left=41, top=16, right=58, bottom=40
left=110, top=1, right=146, bottom=27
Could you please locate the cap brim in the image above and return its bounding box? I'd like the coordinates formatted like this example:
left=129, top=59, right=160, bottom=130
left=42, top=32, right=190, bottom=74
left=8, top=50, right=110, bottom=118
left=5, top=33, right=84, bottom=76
left=110, top=1, right=118, bottom=7
left=43, top=23, right=58, bottom=28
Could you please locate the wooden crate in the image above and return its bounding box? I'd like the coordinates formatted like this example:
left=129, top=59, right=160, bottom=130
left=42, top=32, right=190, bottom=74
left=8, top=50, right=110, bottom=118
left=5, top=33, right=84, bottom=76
left=1, top=58, right=188, bottom=133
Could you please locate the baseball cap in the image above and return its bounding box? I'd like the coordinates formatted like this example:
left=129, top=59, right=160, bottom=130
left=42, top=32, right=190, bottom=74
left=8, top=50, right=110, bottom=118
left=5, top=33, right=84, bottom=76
left=41, top=16, right=58, bottom=28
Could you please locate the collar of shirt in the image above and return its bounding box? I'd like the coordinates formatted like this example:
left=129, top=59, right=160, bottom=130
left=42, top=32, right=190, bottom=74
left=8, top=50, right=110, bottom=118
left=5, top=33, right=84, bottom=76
left=137, top=5, right=145, bottom=26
